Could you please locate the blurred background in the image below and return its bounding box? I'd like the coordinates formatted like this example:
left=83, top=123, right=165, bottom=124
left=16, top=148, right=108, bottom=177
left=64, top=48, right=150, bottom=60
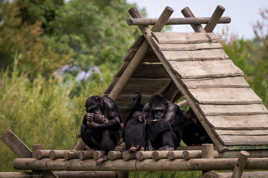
left=0, top=0, right=267, bottom=176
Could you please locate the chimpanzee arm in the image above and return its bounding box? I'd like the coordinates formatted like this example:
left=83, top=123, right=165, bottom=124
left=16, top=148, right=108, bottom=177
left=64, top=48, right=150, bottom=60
left=102, top=96, right=121, bottom=130
left=165, top=101, right=177, bottom=122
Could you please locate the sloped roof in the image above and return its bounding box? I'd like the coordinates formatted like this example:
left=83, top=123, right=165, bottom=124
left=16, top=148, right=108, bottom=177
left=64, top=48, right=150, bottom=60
left=105, top=32, right=268, bottom=152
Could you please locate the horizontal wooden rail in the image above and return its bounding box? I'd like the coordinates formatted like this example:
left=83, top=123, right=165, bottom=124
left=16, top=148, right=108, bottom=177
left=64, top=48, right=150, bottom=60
left=14, top=158, right=268, bottom=171
left=127, top=17, right=231, bottom=25
left=0, top=171, right=116, bottom=178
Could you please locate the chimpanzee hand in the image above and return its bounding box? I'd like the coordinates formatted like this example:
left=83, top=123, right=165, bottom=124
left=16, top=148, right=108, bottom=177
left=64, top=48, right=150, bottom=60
left=86, top=113, right=94, bottom=122
left=93, top=114, right=105, bottom=124
left=146, top=119, right=159, bottom=125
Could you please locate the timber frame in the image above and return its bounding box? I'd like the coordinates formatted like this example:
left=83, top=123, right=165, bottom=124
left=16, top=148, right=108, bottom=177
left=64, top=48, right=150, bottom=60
left=1, top=5, right=268, bottom=178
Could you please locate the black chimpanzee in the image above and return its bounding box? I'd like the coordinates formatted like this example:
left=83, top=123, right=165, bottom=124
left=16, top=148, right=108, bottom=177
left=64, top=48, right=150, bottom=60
left=80, top=96, right=121, bottom=164
left=182, top=108, right=212, bottom=146
left=143, top=95, right=184, bottom=150
left=123, top=94, right=146, bottom=152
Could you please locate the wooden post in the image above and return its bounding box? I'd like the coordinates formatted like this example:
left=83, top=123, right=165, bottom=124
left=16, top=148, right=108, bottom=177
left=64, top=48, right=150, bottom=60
left=0, top=129, right=32, bottom=157
left=205, top=5, right=225, bottom=32
left=122, top=151, right=136, bottom=161
left=177, top=100, right=188, bottom=107
left=232, top=151, right=250, bottom=178
left=181, top=7, right=206, bottom=32
left=136, top=151, right=153, bottom=161
left=108, top=151, right=122, bottom=160
left=109, top=6, right=173, bottom=100
left=202, top=144, right=215, bottom=175
left=49, top=150, right=67, bottom=160
left=80, top=150, right=94, bottom=160
left=152, top=151, right=169, bottom=161
left=93, top=151, right=105, bottom=160
left=127, top=17, right=231, bottom=25
left=33, top=150, right=51, bottom=160
left=64, top=151, right=80, bottom=160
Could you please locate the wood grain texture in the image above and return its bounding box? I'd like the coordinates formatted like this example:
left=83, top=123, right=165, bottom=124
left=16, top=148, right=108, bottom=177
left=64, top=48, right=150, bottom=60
left=220, top=135, right=268, bottom=146
left=152, top=32, right=221, bottom=44
left=206, top=114, right=268, bottom=130
left=189, top=88, right=262, bottom=105
left=162, top=49, right=228, bottom=61
left=169, top=60, right=244, bottom=79
left=132, top=63, right=169, bottom=78
left=157, top=42, right=222, bottom=51
left=200, top=104, right=268, bottom=116
left=215, top=129, right=268, bottom=136
left=183, top=77, right=249, bottom=89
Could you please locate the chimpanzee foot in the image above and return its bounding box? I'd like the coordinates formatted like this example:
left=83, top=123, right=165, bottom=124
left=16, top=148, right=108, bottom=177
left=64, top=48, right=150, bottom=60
left=129, top=146, right=137, bottom=152
left=96, top=155, right=108, bottom=166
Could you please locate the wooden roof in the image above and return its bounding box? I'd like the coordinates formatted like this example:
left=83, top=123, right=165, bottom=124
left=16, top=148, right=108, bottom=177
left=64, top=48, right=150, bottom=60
left=105, top=32, right=268, bottom=152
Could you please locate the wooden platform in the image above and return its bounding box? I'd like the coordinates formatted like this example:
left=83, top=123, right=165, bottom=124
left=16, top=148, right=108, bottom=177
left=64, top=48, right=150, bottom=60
left=105, top=32, right=268, bottom=152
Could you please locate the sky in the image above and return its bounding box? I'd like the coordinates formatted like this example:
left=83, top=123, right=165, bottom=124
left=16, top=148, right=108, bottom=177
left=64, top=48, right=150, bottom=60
left=127, top=0, right=268, bottom=39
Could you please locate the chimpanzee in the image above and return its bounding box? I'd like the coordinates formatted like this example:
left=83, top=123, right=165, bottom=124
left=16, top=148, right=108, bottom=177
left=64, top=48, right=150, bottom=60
left=123, top=94, right=146, bottom=152
left=80, top=96, right=121, bottom=164
left=143, top=95, right=184, bottom=150
left=182, top=108, right=212, bottom=146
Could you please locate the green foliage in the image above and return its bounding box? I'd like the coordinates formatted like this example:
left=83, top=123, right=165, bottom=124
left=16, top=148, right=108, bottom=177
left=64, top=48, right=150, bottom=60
left=0, top=65, right=108, bottom=170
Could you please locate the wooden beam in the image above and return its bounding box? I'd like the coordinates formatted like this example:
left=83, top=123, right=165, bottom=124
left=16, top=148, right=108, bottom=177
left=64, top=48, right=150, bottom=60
left=205, top=5, right=225, bottom=32
left=0, top=171, right=117, bottom=178
left=0, top=129, right=32, bottom=157
left=109, top=7, right=173, bottom=100
left=13, top=157, right=268, bottom=171
left=127, top=17, right=231, bottom=25
left=232, top=151, right=250, bottom=178
left=181, top=7, right=206, bottom=32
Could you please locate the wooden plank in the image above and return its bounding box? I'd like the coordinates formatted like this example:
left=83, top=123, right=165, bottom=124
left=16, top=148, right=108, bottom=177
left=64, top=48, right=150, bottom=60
left=152, top=32, right=221, bottom=44
left=1, top=130, right=32, bottom=157
left=206, top=114, right=268, bottom=130
left=200, top=104, right=268, bottom=116
left=115, top=94, right=152, bottom=108
left=121, top=78, right=171, bottom=95
left=158, top=42, right=222, bottom=51
left=204, top=171, right=268, bottom=178
left=189, top=88, right=262, bottom=105
left=220, top=135, right=268, bottom=146
left=183, top=77, right=249, bottom=89
left=216, top=129, right=268, bottom=136
left=162, top=49, right=228, bottom=61
left=169, top=60, right=244, bottom=79
left=132, top=63, right=169, bottom=78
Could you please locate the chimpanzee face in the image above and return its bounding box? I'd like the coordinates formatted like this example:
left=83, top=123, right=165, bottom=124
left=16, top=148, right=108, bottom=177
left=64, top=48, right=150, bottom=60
left=152, top=105, right=166, bottom=120
left=85, top=96, right=104, bottom=114
left=87, top=105, right=102, bottom=114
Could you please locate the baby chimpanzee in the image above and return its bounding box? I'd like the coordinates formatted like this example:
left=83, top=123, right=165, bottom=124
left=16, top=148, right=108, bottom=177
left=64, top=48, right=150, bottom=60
left=182, top=108, right=212, bottom=146
left=123, top=94, right=146, bottom=152
left=80, top=96, right=121, bottom=164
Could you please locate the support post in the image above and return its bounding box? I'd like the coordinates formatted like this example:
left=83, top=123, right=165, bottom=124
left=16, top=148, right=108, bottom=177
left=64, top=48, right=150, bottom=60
left=232, top=151, right=250, bottom=178
left=181, top=7, right=206, bottom=32
left=202, top=144, right=215, bottom=175
left=205, top=5, right=225, bottom=32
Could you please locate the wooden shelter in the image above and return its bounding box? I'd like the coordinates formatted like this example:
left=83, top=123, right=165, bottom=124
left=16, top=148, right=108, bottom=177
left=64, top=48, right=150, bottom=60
left=106, top=6, right=268, bottom=153
left=2, top=5, right=268, bottom=178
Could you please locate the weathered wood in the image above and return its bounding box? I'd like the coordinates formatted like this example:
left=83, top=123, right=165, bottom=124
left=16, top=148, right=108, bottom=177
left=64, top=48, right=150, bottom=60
left=33, top=150, right=51, bottom=160
left=127, top=17, right=231, bottom=25
left=181, top=7, right=205, bottom=32
left=0, top=130, right=32, bottom=157
left=132, top=63, right=168, bottom=78
left=73, top=139, right=87, bottom=151
left=136, top=151, right=153, bottom=161
left=158, top=42, right=222, bottom=51
left=122, top=151, right=136, bottom=161
left=115, top=94, right=151, bottom=109
left=147, top=30, right=226, bottom=152
left=216, top=129, right=268, bottom=136
left=169, top=60, right=244, bottom=79
left=204, top=171, right=268, bottom=178
left=162, top=49, right=228, bottom=61
left=190, top=88, right=262, bottom=105
left=152, top=32, right=220, bottom=44
left=201, top=104, right=268, bottom=116
left=14, top=157, right=268, bottom=171
left=80, top=151, right=94, bottom=160
left=108, top=151, right=122, bottom=160
left=177, top=100, right=188, bottom=107
left=49, top=150, right=67, bottom=160
left=167, top=150, right=202, bottom=160
left=0, top=171, right=117, bottom=178
left=123, top=36, right=145, bottom=62
left=206, top=114, right=268, bottom=130
left=121, top=78, right=171, bottom=95
left=93, top=151, right=105, bottom=160
left=64, top=151, right=80, bottom=160
left=183, top=77, right=250, bottom=89
left=205, top=5, right=225, bottom=32
left=232, top=151, right=250, bottom=178
left=202, top=144, right=215, bottom=159
left=176, top=146, right=203, bottom=150
left=152, top=151, right=169, bottom=161
left=109, top=6, right=173, bottom=100
left=220, top=135, right=268, bottom=146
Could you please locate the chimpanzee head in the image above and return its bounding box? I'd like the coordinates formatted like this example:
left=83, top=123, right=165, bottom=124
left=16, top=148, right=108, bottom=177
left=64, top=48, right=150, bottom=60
left=185, top=108, right=198, bottom=125
left=150, top=95, right=167, bottom=120
left=85, top=96, right=104, bottom=114
left=132, top=111, right=144, bottom=123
